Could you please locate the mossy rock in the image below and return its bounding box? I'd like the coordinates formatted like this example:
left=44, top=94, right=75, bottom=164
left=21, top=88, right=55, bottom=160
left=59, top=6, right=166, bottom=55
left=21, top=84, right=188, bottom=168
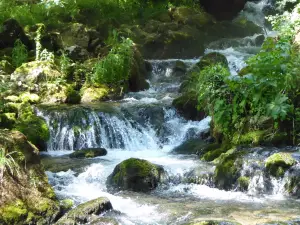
left=285, top=172, right=300, bottom=198
left=238, top=176, right=250, bottom=191
left=265, top=153, right=296, bottom=177
left=14, top=104, right=50, bottom=151
left=172, top=93, right=206, bottom=121
left=60, top=199, right=74, bottom=213
left=0, top=113, right=16, bottom=129
left=11, top=61, right=61, bottom=86
left=0, top=130, right=60, bottom=224
left=106, top=158, right=166, bottom=192
left=4, top=95, right=20, bottom=103
left=232, top=130, right=266, bottom=146
left=197, top=52, right=228, bottom=70
left=19, top=92, right=40, bottom=104
left=238, top=66, right=251, bottom=76
left=56, top=197, right=113, bottom=225
left=69, top=148, right=107, bottom=159
left=213, top=148, right=245, bottom=190
left=65, top=86, right=81, bottom=104
left=201, top=145, right=229, bottom=162
left=80, top=85, right=109, bottom=103
left=171, top=139, right=211, bottom=155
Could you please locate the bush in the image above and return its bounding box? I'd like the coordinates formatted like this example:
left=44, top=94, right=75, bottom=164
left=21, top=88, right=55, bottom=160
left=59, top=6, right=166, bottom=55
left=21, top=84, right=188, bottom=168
left=92, top=38, right=134, bottom=86
left=12, top=39, right=28, bottom=68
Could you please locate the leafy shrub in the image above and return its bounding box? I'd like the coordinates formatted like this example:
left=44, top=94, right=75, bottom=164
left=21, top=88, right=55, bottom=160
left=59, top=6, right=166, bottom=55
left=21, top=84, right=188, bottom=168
left=92, top=38, right=134, bottom=86
left=12, top=39, right=28, bottom=68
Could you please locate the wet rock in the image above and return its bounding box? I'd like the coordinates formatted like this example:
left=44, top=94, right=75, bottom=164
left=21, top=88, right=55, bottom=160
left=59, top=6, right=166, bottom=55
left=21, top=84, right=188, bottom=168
left=197, top=52, right=228, bottom=70
left=172, top=93, right=206, bottom=121
left=90, top=217, right=119, bottom=225
left=56, top=197, right=113, bottom=225
left=128, top=47, right=150, bottom=92
left=69, top=148, right=108, bottom=159
left=106, top=158, right=166, bottom=192
left=65, top=45, right=89, bottom=61
left=285, top=166, right=300, bottom=198
left=0, top=130, right=60, bottom=224
left=255, top=34, right=265, bottom=46
left=172, top=139, right=210, bottom=155
left=172, top=60, right=188, bottom=77
left=265, top=153, right=296, bottom=177
left=0, top=19, right=32, bottom=49
left=186, top=220, right=242, bottom=225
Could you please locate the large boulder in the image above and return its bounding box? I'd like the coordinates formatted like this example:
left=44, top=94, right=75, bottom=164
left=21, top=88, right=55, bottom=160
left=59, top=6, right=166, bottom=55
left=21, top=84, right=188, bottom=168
left=0, top=129, right=60, bottom=224
left=200, top=0, right=248, bottom=20
left=106, top=158, right=166, bottom=192
left=197, top=52, right=228, bottom=70
left=265, top=152, right=296, bottom=177
left=55, top=197, right=113, bottom=225
left=10, top=61, right=61, bottom=89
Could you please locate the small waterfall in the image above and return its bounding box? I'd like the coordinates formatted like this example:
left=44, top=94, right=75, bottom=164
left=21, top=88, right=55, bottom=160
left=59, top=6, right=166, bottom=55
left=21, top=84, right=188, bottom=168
left=37, top=107, right=159, bottom=151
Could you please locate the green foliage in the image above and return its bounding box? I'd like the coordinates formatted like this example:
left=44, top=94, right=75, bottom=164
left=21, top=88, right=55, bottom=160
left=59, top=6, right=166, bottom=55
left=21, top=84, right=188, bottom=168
left=196, top=8, right=300, bottom=144
left=12, top=39, right=28, bottom=68
left=0, top=148, right=20, bottom=183
left=92, top=38, right=134, bottom=86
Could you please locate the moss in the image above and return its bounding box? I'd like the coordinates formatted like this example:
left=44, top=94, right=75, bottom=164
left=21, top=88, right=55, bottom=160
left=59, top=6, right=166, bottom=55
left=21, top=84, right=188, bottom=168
left=172, top=139, right=209, bottom=155
left=60, top=199, right=74, bottom=211
left=238, top=66, right=251, bottom=76
left=238, top=176, right=250, bottom=191
left=0, top=200, right=28, bottom=224
left=202, top=147, right=228, bottom=162
left=3, top=102, right=21, bottom=113
left=232, top=130, right=266, bottom=146
left=80, top=85, right=109, bottom=103
left=14, top=104, right=50, bottom=150
left=19, top=92, right=40, bottom=104
left=265, top=153, right=296, bottom=177
left=213, top=148, right=245, bottom=190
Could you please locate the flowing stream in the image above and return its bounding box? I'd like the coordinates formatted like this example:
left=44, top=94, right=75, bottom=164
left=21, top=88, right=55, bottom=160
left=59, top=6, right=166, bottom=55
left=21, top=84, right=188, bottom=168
left=38, top=1, right=300, bottom=224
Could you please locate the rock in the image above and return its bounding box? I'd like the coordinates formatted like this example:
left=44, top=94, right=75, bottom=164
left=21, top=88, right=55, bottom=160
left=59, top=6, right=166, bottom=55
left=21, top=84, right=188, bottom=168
left=172, top=93, right=206, bottom=121
left=69, top=148, right=108, bottom=158
left=11, top=61, right=61, bottom=88
left=285, top=166, right=300, bottom=198
left=128, top=47, right=150, bottom=92
left=14, top=103, right=50, bottom=151
left=65, top=45, right=89, bottom=61
left=187, top=220, right=242, bottom=225
left=0, top=19, right=32, bottom=49
left=213, top=148, right=245, bottom=190
left=56, top=197, right=113, bottom=225
left=0, top=129, right=60, bottom=224
left=197, top=52, right=228, bottom=70
left=19, top=92, right=40, bottom=104
left=172, top=60, right=187, bottom=77
left=90, top=217, right=119, bottom=225
left=255, top=34, right=265, bottom=46
left=60, top=23, right=90, bottom=49
left=200, top=0, right=247, bottom=20
left=172, top=139, right=210, bottom=155
left=237, top=176, right=250, bottom=191
left=80, top=85, right=109, bottom=103
left=106, top=158, right=166, bottom=192
left=265, top=153, right=296, bottom=177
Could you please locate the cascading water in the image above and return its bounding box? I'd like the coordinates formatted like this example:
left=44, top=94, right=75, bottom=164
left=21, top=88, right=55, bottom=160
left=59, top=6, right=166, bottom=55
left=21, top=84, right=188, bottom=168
left=39, top=0, right=300, bottom=224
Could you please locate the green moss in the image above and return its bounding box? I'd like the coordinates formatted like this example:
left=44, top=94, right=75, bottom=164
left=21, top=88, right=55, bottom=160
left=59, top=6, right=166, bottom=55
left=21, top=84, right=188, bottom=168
left=213, top=148, right=245, bottom=190
left=19, top=92, right=40, bottom=104
left=3, top=102, right=21, bottom=113
left=232, top=130, right=266, bottom=146
left=238, top=176, right=250, bottom=191
left=80, top=85, right=109, bottom=103
left=0, top=200, right=28, bottom=224
left=265, top=153, right=296, bottom=177
left=60, top=199, right=74, bottom=211
left=202, top=147, right=228, bottom=162
left=14, top=104, right=50, bottom=150
left=69, top=148, right=107, bottom=158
